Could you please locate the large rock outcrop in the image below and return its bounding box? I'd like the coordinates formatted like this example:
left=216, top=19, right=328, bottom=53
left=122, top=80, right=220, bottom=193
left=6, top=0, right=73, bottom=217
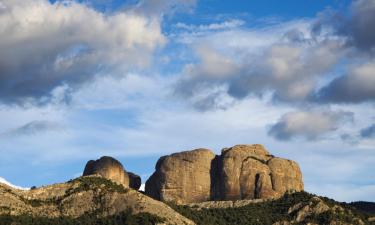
left=145, top=144, right=303, bottom=204
left=220, top=144, right=303, bottom=200
left=83, top=156, right=141, bottom=190
left=146, top=149, right=216, bottom=204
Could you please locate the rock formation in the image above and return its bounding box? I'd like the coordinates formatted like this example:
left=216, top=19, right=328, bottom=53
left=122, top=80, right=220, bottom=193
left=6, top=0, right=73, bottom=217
left=127, top=172, right=141, bottom=190
left=83, top=156, right=141, bottom=190
left=146, top=149, right=216, bottom=204
left=145, top=144, right=303, bottom=204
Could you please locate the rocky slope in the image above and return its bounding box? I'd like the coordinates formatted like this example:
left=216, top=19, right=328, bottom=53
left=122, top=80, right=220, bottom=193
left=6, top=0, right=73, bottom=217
left=172, top=191, right=375, bottom=225
left=0, top=176, right=195, bottom=225
left=146, top=144, right=303, bottom=204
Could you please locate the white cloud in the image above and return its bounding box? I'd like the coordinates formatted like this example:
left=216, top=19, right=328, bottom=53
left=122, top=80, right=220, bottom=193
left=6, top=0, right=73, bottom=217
left=0, top=0, right=165, bottom=103
left=268, top=110, right=353, bottom=141
left=175, top=19, right=245, bottom=31
left=317, top=61, right=375, bottom=103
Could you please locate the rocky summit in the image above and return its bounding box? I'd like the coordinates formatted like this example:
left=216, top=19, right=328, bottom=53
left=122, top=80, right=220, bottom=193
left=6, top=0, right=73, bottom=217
left=145, top=144, right=303, bottom=204
left=83, top=156, right=141, bottom=190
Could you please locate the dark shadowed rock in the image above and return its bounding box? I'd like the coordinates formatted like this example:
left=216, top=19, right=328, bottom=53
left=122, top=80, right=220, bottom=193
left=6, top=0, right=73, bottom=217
left=127, top=172, right=141, bottom=190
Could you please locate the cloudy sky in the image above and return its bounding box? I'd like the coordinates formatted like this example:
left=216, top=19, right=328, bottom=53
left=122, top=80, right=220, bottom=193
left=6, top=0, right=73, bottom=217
left=0, top=0, right=374, bottom=202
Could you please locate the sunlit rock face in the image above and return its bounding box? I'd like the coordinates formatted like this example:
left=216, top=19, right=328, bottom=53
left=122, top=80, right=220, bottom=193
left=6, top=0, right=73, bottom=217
left=145, top=149, right=216, bottom=204
left=145, top=144, right=304, bottom=204
left=219, top=144, right=303, bottom=200
left=83, top=156, right=130, bottom=188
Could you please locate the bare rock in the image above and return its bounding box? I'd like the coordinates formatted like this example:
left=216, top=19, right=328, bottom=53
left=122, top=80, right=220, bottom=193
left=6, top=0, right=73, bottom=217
left=83, top=156, right=129, bottom=188
left=146, top=144, right=304, bottom=203
left=127, top=172, right=141, bottom=190
left=220, top=144, right=276, bottom=200
left=145, top=149, right=216, bottom=204
left=220, top=144, right=303, bottom=200
left=268, top=157, right=304, bottom=197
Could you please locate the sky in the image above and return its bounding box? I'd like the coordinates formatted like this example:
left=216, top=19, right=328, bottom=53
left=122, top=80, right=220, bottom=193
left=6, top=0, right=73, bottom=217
left=0, top=0, right=374, bottom=202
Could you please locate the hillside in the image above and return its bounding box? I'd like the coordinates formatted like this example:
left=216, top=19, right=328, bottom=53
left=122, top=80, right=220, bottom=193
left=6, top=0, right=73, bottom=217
left=0, top=176, right=194, bottom=225
left=171, top=191, right=375, bottom=225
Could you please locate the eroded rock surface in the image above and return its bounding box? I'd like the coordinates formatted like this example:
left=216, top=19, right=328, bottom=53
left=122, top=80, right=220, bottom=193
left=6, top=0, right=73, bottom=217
left=145, top=149, right=216, bottom=204
left=146, top=144, right=304, bottom=203
left=83, top=156, right=131, bottom=188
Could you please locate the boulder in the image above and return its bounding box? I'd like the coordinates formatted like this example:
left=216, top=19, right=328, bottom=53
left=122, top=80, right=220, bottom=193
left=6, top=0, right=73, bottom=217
left=127, top=172, right=141, bottom=190
left=83, top=156, right=130, bottom=188
left=145, top=149, right=216, bottom=204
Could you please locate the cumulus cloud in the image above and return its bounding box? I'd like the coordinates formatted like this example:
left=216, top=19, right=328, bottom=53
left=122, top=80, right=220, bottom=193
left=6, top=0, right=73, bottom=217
left=0, top=0, right=165, bottom=104
left=228, top=41, right=342, bottom=102
left=173, top=22, right=343, bottom=109
left=171, top=0, right=375, bottom=111
left=316, top=62, right=375, bottom=103
left=313, top=0, right=375, bottom=52
left=268, top=110, right=353, bottom=141
left=341, top=0, right=375, bottom=51
left=360, top=124, right=375, bottom=138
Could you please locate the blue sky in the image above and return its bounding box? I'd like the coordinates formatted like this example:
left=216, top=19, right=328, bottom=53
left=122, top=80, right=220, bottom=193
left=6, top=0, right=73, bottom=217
left=0, top=0, right=374, bottom=202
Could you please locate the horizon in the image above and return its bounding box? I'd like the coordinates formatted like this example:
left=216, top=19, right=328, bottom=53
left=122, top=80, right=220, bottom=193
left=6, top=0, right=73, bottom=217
left=0, top=0, right=374, bottom=203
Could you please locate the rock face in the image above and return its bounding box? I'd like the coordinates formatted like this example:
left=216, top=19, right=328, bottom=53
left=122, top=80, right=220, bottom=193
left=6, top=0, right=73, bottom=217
left=83, top=156, right=141, bottom=190
left=128, top=172, right=141, bottom=190
left=146, top=149, right=216, bottom=204
left=145, top=144, right=303, bottom=204
left=220, top=144, right=303, bottom=200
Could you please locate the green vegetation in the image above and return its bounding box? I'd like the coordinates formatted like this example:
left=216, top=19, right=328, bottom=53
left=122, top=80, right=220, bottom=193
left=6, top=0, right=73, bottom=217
left=0, top=209, right=164, bottom=225
left=67, top=176, right=128, bottom=194
left=16, top=176, right=128, bottom=207
left=170, top=191, right=374, bottom=225
left=349, top=201, right=375, bottom=216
